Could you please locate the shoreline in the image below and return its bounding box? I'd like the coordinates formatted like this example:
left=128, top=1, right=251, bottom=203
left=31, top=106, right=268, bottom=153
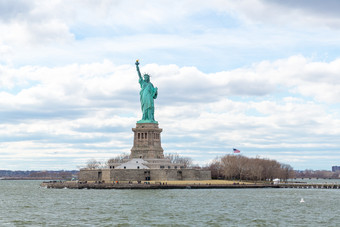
left=40, top=181, right=279, bottom=189
left=40, top=181, right=340, bottom=190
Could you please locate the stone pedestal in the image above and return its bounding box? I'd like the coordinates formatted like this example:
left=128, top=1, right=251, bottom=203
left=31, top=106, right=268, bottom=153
left=130, top=123, right=164, bottom=159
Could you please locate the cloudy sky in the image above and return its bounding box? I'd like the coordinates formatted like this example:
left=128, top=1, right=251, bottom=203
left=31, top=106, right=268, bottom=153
left=1, top=0, right=340, bottom=170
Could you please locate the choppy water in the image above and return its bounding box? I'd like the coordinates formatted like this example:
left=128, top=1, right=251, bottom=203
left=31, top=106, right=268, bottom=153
left=1, top=180, right=340, bottom=226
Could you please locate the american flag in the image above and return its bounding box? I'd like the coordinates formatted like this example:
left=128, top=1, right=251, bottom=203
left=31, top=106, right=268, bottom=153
left=233, top=148, right=241, bottom=153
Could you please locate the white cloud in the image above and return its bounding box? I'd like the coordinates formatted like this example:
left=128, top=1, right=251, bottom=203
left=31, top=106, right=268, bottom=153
left=1, top=1, right=340, bottom=170
left=1, top=56, right=340, bottom=170
left=1, top=0, right=340, bottom=76
left=222, top=0, right=340, bottom=29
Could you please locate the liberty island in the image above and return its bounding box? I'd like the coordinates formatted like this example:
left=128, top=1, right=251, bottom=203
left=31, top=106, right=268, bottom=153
left=41, top=61, right=340, bottom=190
left=77, top=60, right=211, bottom=183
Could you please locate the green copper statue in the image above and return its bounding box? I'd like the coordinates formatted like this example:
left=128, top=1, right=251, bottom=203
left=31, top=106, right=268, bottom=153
left=135, top=60, right=158, bottom=123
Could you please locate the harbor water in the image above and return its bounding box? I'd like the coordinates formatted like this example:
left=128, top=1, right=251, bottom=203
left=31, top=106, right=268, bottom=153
left=1, top=180, right=340, bottom=226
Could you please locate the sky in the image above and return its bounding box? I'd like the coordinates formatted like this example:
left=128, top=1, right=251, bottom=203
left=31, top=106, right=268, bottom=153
left=1, top=0, right=340, bottom=171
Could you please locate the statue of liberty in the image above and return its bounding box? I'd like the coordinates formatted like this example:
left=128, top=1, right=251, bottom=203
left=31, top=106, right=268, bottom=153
left=135, top=60, right=158, bottom=123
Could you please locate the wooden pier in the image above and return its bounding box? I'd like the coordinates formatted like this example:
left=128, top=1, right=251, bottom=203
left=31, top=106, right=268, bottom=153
left=278, top=183, right=340, bottom=189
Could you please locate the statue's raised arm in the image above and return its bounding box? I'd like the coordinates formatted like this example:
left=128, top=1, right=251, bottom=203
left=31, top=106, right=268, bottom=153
left=135, top=60, right=142, bottom=80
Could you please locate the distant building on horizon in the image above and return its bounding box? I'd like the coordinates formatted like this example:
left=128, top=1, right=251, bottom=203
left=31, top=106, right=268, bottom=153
left=332, top=166, right=340, bottom=172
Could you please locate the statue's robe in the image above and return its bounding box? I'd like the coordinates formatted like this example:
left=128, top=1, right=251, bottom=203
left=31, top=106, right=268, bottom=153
left=139, top=78, right=157, bottom=121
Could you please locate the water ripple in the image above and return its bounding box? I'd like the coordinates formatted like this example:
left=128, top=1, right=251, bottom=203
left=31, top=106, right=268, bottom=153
left=1, top=181, right=340, bottom=226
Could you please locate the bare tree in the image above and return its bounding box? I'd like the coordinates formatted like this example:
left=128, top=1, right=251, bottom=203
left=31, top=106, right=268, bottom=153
left=107, top=153, right=130, bottom=165
left=164, top=153, right=193, bottom=167
left=86, top=159, right=101, bottom=169
left=209, top=154, right=295, bottom=181
left=295, top=169, right=338, bottom=179
left=221, top=155, right=238, bottom=180
left=263, top=159, right=281, bottom=181
left=208, top=158, right=224, bottom=179
left=235, top=156, right=251, bottom=180
left=279, top=164, right=295, bottom=181
left=248, top=157, right=264, bottom=181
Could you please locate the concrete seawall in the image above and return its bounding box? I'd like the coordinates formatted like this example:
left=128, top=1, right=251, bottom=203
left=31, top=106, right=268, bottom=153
left=40, top=181, right=279, bottom=189
left=41, top=181, right=340, bottom=190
